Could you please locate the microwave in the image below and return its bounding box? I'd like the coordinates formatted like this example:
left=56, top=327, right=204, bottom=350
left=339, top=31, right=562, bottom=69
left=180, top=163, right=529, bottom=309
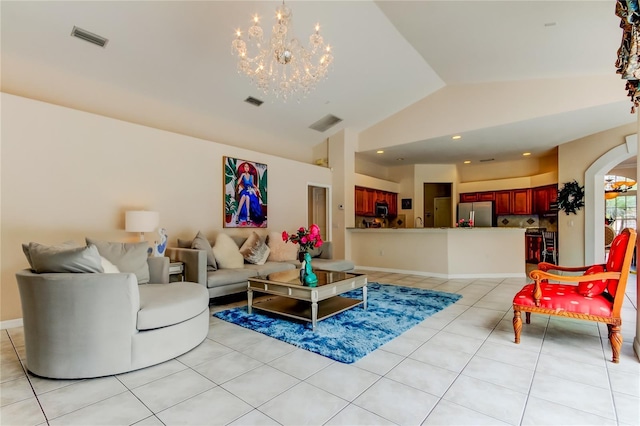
left=375, top=201, right=389, bottom=217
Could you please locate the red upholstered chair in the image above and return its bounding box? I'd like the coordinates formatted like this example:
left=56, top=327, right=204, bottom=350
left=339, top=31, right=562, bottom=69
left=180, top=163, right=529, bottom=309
left=513, top=228, right=636, bottom=363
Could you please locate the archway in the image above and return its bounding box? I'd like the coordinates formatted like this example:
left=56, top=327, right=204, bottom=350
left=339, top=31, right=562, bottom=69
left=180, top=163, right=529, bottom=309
left=584, top=134, right=637, bottom=265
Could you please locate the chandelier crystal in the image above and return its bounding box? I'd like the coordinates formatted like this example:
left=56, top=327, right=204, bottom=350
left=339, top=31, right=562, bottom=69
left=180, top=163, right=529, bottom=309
left=231, top=1, right=333, bottom=101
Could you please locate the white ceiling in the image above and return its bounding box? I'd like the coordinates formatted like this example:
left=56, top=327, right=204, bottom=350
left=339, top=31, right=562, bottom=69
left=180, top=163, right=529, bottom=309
left=1, top=1, right=635, bottom=167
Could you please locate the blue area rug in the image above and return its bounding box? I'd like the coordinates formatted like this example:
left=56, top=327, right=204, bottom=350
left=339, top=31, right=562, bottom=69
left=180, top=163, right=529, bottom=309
left=213, top=282, right=461, bottom=363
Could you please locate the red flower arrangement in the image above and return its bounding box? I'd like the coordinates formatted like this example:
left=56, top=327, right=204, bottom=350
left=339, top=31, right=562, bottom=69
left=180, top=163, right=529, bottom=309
left=282, top=224, right=324, bottom=252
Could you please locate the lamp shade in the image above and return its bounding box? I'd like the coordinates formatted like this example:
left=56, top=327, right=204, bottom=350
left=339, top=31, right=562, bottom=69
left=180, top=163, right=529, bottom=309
left=125, top=211, right=159, bottom=232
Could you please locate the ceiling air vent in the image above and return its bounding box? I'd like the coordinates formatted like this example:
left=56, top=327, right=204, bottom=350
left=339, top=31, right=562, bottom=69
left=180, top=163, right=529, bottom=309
left=309, top=114, right=343, bottom=132
left=71, top=26, right=108, bottom=47
left=480, top=158, right=495, bottom=162
left=244, top=96, right=264, bottom=107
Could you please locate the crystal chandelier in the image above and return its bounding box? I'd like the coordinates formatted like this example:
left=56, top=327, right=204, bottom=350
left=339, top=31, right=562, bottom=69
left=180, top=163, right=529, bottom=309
left=231, top=1, right=333, bottom=101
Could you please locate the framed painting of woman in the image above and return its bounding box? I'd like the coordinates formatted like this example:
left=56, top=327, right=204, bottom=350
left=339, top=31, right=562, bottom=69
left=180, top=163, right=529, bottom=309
left=223, top=156, right=268, bottom=228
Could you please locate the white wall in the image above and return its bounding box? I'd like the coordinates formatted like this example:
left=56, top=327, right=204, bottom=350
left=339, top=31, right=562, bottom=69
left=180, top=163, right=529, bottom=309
left=558, top=122, right=637, bottom=266
left=1, top=94, right=332, bottom=321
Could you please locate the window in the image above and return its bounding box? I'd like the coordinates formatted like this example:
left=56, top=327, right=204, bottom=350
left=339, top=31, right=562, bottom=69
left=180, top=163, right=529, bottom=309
left=604, top=175, right=637, bottom=234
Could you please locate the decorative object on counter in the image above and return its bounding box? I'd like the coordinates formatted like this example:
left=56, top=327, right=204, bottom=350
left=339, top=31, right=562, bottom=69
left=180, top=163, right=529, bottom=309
left=214, top=282, right=461, bottom=363
left=282, top=224, right=323, bottom=286
left=456, top=218, right=474, bottom=228
left=151, top=228, right=168, bottom=257
left=557, top=180, right=585, bottom=215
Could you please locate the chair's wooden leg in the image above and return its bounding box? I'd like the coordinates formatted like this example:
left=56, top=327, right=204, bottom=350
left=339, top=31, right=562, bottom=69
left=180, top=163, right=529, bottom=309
left=607, top=324, right=613, bottom=339
left=609, top=324, right=622, bottom=363
left=513, top=310, right=522, bottom=344
left=525, top=312, right=531, bottom=324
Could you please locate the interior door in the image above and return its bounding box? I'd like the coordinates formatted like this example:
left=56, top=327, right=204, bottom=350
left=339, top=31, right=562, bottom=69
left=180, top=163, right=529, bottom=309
left=308, top=186, right=328, bottom=241
left=434, top=197, right=452, bottom=227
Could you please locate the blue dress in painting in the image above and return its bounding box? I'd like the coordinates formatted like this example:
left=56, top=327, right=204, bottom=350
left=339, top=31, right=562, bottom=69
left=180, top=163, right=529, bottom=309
left=237, top=173, right=265, bottom=225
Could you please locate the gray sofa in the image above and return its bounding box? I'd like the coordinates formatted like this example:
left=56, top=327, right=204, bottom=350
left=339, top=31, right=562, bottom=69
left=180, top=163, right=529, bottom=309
left=16, top=255, right=210, bottom=379
left=166, top=236, right=354, bottom=299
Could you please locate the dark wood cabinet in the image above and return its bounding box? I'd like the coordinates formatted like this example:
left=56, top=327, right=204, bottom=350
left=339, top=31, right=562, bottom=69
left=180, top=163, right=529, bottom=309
left=494, top=191, right=511, bottom=215
left=511, top=189, right=531, bottom=215
left=532, top=184, right=558, bottom=214
left=355, top=186, right=398, bottom=217
left=478, top=192, right=495, bottom=201
left=460, top=193, right=478, bottom=202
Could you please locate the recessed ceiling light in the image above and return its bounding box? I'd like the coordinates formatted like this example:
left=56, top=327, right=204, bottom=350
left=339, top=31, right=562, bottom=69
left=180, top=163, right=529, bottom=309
left=523, top=152, right=531, bottom=156
left=396, top=158, right=404, bottom=161
left=452, top=135, right=462, bottom=140
left=463, top=160, right=471, bottom=164
left=376, top=150, right=384, bottom=154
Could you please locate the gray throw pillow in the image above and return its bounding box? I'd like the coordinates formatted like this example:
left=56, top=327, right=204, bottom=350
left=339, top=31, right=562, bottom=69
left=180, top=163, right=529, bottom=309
left=24, top=242, right=103, bottom=273
left=191, top=231, right=217, bottom=271
left=85, top=238, right=150, bottom=284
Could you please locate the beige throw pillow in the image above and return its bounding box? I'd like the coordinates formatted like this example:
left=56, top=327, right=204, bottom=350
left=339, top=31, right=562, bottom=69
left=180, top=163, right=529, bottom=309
left=212, top=233, right=244, bottom=269
left=240, top=232, right=270, bottom=265
left=266, top=232, right=298, bottom=262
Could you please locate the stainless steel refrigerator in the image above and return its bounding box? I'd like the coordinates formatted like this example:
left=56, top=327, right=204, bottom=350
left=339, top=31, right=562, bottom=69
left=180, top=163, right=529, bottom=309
left=457, top=201, right=494, bottom=227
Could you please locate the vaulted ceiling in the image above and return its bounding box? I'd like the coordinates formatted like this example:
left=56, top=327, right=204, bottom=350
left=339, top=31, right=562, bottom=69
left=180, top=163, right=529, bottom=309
left=1, top=1, right=633, bottom=166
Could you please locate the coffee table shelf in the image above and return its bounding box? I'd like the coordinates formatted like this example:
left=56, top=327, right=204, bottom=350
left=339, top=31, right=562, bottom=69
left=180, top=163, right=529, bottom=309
left=252, top=295, right=363, bottom=324
left=248, top=269, right=367, bottom=330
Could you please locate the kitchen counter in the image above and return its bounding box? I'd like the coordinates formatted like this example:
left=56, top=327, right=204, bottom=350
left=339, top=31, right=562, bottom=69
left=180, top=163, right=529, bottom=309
left=348, top=227, right=525, bottom=278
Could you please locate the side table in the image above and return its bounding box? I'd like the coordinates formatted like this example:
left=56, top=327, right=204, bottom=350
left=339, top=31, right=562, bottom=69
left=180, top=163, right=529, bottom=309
left=169, top=260, right=185, bottom=282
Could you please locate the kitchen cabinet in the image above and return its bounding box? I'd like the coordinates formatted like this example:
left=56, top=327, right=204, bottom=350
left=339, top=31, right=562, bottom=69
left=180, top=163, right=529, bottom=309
left=525, top=234, right=543, bottom=263
left=355, top=186, right=398, bottom=217
left=478, top=192, right=495, bottom=201
left=511, top=189, right=531, bottom=215
left=495, top=191, right=511, bottom=215
left=460, top=193, right=478, bottom=202
left=532, top=184, right=558, bottom=214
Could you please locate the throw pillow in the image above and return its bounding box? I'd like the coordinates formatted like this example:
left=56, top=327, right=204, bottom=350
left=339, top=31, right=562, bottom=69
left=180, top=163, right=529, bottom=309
left=605, top=232, right=629, bottom=295
left=24, top=242, right=103, bottom=273
left=86, top=238, right=150, bottom=284
left=191, top=231, right=217, bottom=271
left=212, top=233, right=244, bottom=269
left=239, top=232, right=270, bottom=265
left=176, top=238, right=193, bottom=248
left=266, top=232, right=298, bottom=262
left=577, top=265, right=608, bottom=297
left=100, top=256, right=120, bottom=273
left=22, top=240, right=79, bottom=269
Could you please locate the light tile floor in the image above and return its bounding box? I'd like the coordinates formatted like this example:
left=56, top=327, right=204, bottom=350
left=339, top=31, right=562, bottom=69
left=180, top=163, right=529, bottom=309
left=1, top=270, right=639, bottom=426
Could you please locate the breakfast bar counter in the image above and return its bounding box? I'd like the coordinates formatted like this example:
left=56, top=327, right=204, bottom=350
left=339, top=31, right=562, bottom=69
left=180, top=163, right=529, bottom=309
left=348, top=227, right=526, bottom=278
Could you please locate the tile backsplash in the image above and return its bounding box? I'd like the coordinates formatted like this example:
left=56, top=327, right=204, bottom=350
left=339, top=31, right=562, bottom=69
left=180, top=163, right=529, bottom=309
left=497, top=214, right=557, bottom=231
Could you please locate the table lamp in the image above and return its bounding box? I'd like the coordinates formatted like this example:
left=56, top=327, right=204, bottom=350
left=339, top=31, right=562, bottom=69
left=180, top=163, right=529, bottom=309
left=125, top=210, right=159, bottom=241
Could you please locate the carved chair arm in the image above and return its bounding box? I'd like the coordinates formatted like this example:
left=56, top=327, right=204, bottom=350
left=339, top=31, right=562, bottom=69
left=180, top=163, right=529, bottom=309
left=536, top=262, right=604, bottom=273
left=528, top=270, right=621, bottom=306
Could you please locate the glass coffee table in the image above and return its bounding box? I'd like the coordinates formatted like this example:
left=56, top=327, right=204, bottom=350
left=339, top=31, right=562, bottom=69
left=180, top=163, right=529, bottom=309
left=247, top=269, right=367, bottom=330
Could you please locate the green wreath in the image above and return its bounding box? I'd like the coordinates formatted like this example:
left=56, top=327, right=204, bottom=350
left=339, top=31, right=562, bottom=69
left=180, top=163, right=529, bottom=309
left=557, top=180, right=585, bottom=215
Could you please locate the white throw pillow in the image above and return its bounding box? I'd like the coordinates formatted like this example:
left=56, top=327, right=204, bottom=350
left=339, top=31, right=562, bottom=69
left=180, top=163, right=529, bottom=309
left=212, top=233, right=244, bottom=269
left=100, top=256, right=120, bottom=273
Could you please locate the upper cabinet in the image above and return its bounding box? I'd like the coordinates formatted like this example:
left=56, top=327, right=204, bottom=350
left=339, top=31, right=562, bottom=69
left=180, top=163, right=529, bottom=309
left=532, top=184, right=558, bottom=215
left=355, top=186, right=398, bottom=217
left=494, top=191, right=512, bottom=215
left=461, top=185, right=556, bottom=216
left=511, top=189, right=531, bottom=215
